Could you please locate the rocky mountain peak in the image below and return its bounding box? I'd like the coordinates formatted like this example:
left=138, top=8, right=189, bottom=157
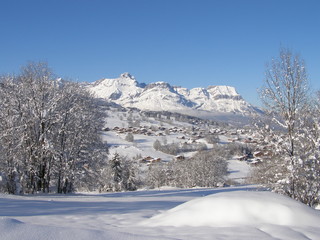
left=88, top=73, right=259, bottom=116
left=120, top=72, right=135, bottom=80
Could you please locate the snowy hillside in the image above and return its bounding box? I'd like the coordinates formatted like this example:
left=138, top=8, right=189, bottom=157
left=1, top=186, right=320, bottom=240
left=88, top=73, right=258, bottom=115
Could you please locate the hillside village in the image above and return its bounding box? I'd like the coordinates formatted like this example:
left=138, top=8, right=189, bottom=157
left=102, top=105, right=272, bottom=175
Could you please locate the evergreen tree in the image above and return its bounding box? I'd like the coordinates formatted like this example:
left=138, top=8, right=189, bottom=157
left=122, top=159, right=138, bottom=191
left=125, top=132, right=134, bottom=142
left=153, top=139, right=162, bottom=150
left=110, top=153, right=122, bottom=191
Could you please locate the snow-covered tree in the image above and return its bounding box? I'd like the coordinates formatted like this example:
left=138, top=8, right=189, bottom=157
left=125, top=132, right=134, bottom=142
left=147, top=162, right=172, bottom=189
left=205, top=133, right=220, bottom=144
left=0, top=76, right=24, bottom=194
left=153, top=139, right=161, bottom=151
left=146, top=147, right=228, bottom=189
left=256, top=49, right=320, bottom=206
left=0, top=62, right=108, bottom=194
left=121, top=158, right=138, bottom=191
left=260, top=48, right=309, bottom=157
left=293, top=93, right=320, bottom=206
left=0, top=63, right=59, bottom=193
left=173, top=150, right=228, bottom=188
left=110, top=153, right=123, bottom=191
left=100, top=153, right=138, bottom=192
left=53, top=81, right=108, bottom=193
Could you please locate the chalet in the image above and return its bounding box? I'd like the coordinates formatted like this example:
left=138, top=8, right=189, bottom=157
left=140, top=156, right=153, bottom=163
left=253, top=151, right=264, bottom=158
left=248, top=158, right=262, bottom=166
left=177, top=136, right=186, bottom=140
left=140, top=128, right=148, bottom=133
left=237, top=155, right=248, bottom=161
left=140, top=156, right=162, bottom=164
left=133, top=130, right=140, bottom=134
left=187, top=139, right=197, bottom=144
left=175, top=155, right=185, bottom=161
left=153, top=158, right=161, bottom=163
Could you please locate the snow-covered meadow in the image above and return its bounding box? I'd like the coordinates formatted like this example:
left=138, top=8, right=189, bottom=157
left=1, top=186, right=320, bottom=240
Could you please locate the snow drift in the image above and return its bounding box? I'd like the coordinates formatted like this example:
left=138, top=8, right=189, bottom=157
left=143, top=191, right=320, bottom=227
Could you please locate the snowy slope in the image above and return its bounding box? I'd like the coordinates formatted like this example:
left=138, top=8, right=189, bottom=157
left=88, top=73, right=258, bottom=115
left=1, top=186, right=320, bottom=240
left=129, top=82, right=194, bottom=111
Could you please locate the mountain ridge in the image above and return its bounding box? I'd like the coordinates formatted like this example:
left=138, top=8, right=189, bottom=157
left=87, top=73, right=260, bottom=117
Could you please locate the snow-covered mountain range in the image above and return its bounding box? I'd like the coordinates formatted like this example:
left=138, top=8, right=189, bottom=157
left=88, top=73, right=259, bottom=116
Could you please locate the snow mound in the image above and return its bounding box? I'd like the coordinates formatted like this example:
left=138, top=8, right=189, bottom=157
left=143, top=191, right=320, bottom=227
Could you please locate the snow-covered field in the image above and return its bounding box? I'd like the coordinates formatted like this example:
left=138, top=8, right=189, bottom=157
left=1, top=186, right=320, bottom=240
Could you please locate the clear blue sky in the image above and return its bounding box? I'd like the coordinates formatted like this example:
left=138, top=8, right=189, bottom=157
left=1, top=0, right=320, bottom=106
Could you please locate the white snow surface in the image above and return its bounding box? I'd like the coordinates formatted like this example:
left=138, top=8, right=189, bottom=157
left=227, top=158, right=252, bottom=184
left=1, top=186, right=320, bottom=240
left=143, top=191, right=320, bottom=227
